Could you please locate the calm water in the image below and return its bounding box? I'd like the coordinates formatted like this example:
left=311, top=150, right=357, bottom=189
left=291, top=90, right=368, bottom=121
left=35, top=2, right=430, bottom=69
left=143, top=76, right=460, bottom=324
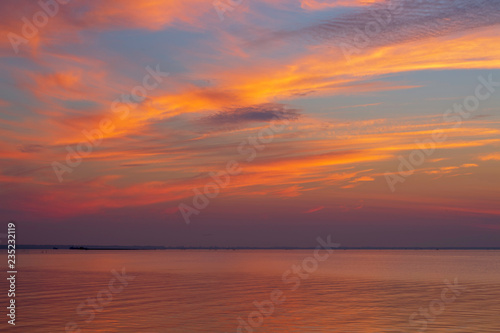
left=1, top=250, right=499, bottom=332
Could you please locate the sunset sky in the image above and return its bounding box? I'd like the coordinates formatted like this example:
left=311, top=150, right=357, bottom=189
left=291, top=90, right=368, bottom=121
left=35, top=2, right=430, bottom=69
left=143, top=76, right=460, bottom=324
left=1, top=0, right=499, bottom=247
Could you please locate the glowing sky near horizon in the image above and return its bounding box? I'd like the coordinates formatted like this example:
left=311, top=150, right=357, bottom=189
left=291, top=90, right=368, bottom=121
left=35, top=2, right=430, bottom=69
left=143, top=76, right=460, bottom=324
left=0, top=0, right=499, bottom=247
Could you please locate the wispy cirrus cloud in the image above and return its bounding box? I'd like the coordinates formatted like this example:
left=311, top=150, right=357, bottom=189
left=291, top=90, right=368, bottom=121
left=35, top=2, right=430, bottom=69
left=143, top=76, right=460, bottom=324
left=0, top=0, right=216, bottom=54
left=258, top=0, right=500, bottom=49
left=478, top=152, right=500, bottom=161
left=304, top=205, right=325, bottom=213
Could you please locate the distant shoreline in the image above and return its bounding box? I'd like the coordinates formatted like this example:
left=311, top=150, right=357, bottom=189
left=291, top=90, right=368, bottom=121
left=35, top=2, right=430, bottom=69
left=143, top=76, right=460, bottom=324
left=1, top=245, right=500, bottom=250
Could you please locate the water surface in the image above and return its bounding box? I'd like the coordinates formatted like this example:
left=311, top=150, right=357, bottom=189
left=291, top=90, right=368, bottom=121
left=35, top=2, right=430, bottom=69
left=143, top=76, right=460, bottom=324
left=2, top=250, right=499, bottom=332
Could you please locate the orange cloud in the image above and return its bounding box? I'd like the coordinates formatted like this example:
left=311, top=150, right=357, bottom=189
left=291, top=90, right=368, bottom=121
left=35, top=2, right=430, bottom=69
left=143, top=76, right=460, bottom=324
left=304, top=205, right=325, bottom=213
left=478, top=153, right=500, bottom=161
left=301, top=0, right=379, bottom=10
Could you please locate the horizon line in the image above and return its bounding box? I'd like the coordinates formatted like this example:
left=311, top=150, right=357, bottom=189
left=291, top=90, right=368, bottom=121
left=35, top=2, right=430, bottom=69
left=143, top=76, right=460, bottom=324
left=3, top=245, right=500, bottom=250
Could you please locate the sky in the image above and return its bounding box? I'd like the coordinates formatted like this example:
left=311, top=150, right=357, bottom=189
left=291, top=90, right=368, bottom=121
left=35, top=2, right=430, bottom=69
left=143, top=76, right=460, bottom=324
left=0, top=0, right=499, bottom=247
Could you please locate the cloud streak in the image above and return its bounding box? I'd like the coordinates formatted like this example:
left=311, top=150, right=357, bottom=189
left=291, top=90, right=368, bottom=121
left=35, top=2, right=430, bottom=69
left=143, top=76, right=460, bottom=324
left=258, top=0, right=500, bottom=50
left=201, top=103, right=301, bottom=128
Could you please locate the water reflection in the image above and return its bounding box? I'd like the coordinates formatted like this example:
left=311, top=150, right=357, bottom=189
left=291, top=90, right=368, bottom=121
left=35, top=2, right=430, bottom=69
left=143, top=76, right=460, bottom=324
left=3, top=250, right=499, bottom=332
